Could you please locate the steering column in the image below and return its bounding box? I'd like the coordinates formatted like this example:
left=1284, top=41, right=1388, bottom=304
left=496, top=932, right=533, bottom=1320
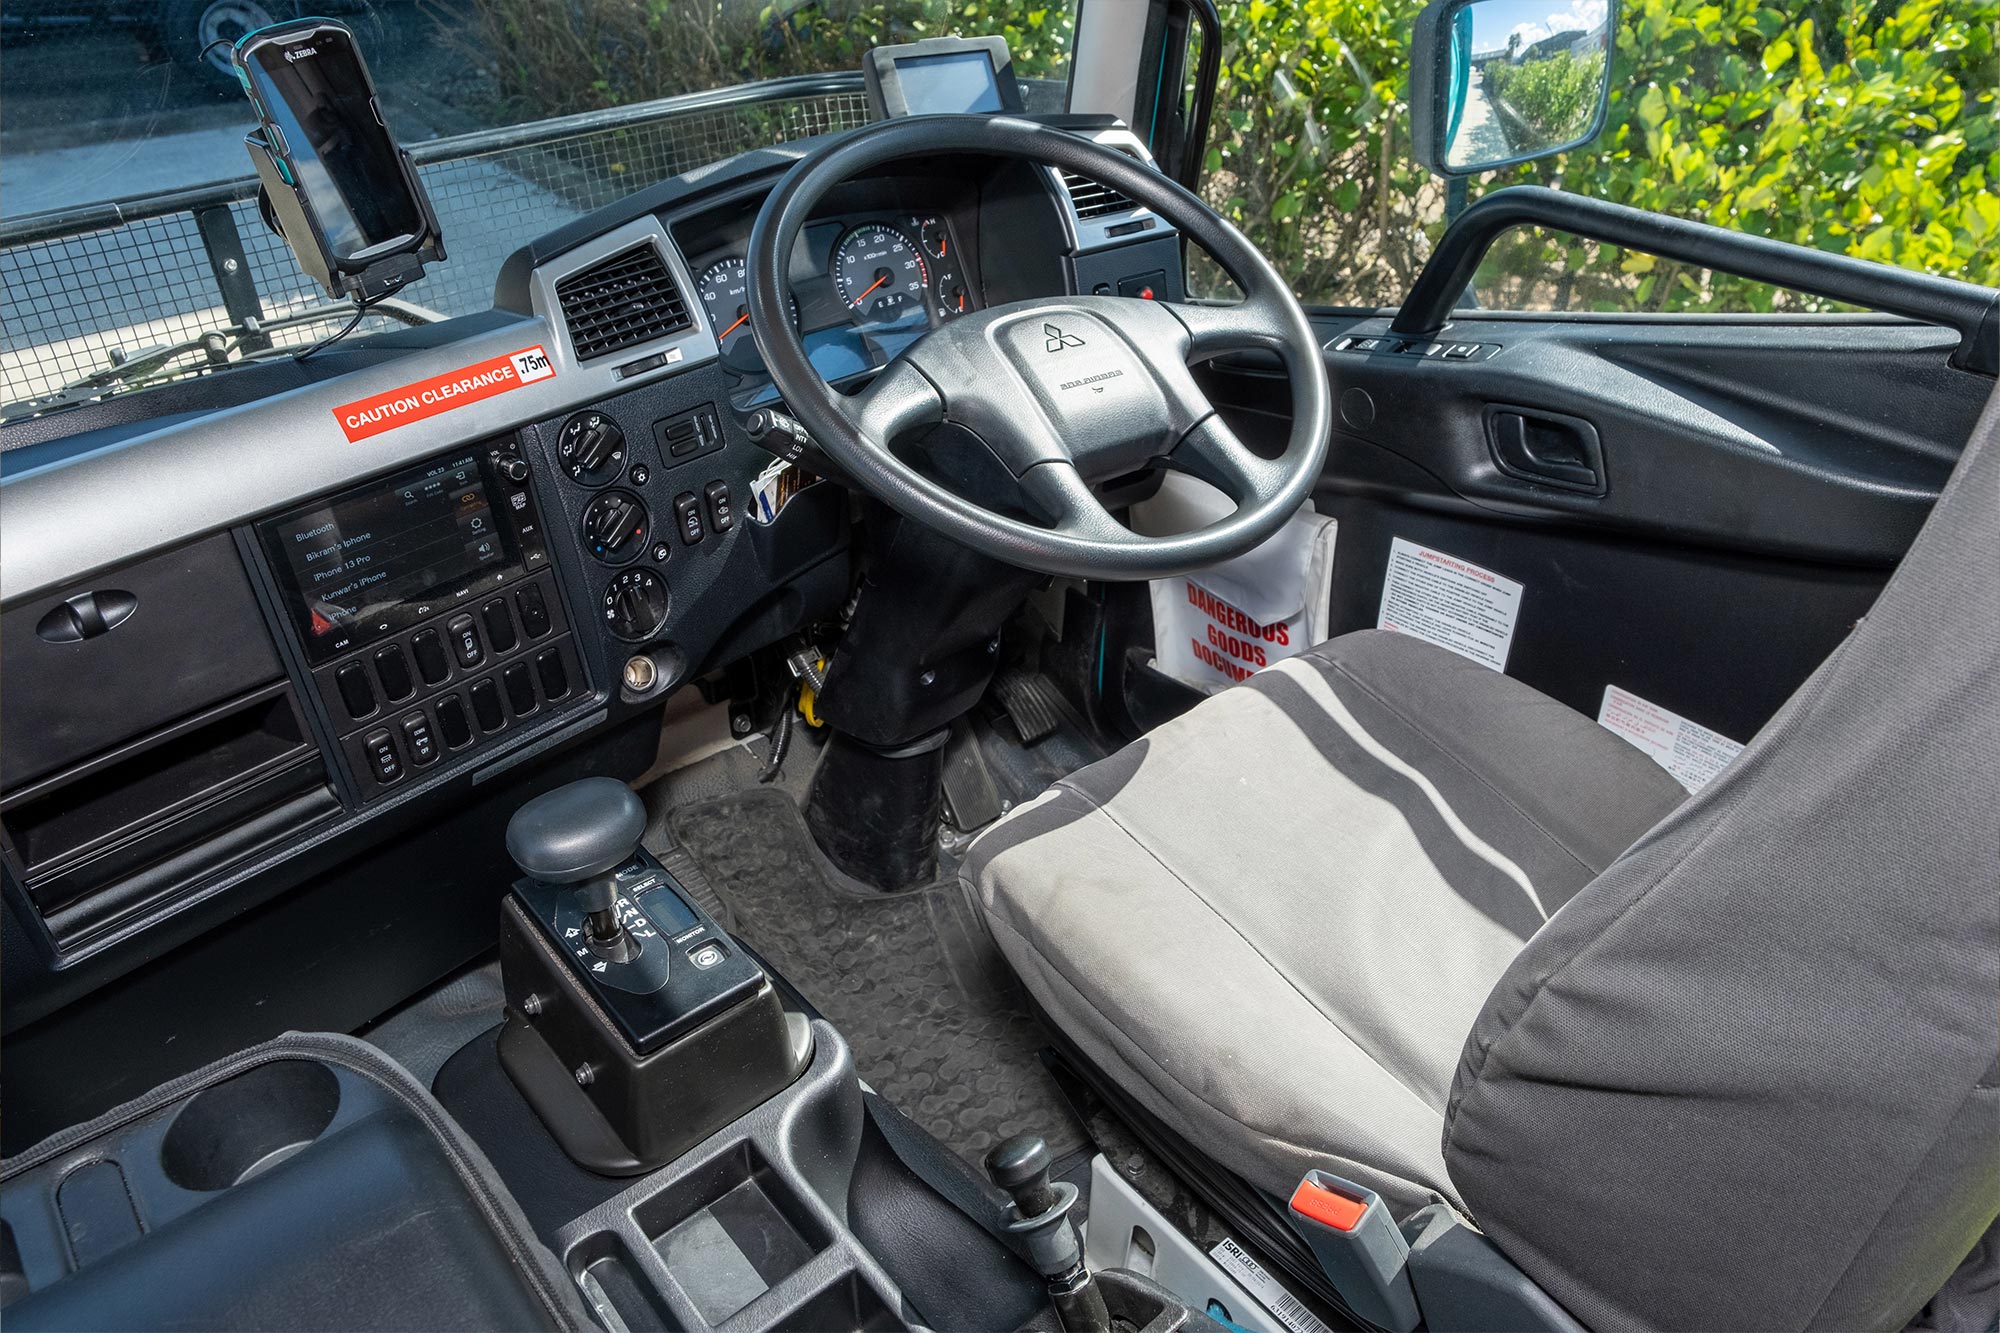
left=745, top=114, right=1331, bottom=891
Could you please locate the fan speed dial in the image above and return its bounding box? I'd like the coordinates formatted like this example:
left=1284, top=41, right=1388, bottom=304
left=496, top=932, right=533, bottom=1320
left=603, top=567, right=669, bottom=642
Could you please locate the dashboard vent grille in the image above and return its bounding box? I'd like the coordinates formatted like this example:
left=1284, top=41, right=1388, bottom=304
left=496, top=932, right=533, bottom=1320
left=555, top=243, right=692, bottom=361
left=1058, top=169, right=1141, bottom=220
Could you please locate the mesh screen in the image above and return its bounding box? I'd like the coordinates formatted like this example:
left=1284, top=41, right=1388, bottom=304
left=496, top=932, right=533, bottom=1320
left=1, top=88, right=874, bottom=412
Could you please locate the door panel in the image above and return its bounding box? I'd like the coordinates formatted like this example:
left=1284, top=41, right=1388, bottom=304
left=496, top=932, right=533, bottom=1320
left=1195, top=311, right=1993, bottom=749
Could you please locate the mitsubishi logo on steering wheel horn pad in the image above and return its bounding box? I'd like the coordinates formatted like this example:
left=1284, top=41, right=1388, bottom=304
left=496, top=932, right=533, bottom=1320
left=1043, top=322, right=1086, bottom=353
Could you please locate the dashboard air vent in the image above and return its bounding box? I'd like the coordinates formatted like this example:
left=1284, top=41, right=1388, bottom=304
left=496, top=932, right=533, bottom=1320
left=1058, top=169, right=1141, bottom=220
left=555, top=243, right=692, bottom=361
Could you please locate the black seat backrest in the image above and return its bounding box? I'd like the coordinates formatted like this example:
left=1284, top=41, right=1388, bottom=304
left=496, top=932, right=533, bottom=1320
left=1443, top=386, right=2000, bottom=1332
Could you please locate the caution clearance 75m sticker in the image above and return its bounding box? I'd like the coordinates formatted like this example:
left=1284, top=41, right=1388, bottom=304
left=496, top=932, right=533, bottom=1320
left=332, top=345, right=556, bottom=443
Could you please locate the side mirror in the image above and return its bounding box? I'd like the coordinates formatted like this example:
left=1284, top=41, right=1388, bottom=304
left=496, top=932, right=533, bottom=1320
left=1410, top=0, right=1616, bottom=176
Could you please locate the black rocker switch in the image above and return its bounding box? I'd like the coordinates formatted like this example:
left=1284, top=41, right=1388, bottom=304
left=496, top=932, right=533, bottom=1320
left=506, top=776, right=645, bottom=960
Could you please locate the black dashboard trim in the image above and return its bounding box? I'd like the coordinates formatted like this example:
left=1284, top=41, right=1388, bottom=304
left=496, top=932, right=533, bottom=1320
left=0, top=110, right=1178, bottom=1057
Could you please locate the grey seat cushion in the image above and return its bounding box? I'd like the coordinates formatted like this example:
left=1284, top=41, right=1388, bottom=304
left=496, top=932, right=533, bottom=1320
left=968, top=630, right=1685, bottom=1212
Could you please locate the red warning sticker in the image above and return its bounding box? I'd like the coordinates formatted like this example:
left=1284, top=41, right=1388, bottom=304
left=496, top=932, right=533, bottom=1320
left=332, top=345, right=556, bottom=442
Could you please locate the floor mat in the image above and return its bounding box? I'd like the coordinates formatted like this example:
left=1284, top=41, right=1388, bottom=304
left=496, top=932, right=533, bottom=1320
left=666, top=786, right=1086, bottom=1166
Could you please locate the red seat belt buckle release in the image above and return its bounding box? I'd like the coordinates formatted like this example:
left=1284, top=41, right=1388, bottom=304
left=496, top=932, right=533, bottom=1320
left=1287, top=1170, right=1420, bottom=1331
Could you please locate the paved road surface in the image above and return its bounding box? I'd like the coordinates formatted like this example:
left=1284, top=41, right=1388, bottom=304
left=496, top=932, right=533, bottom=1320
left=1, top=6, right=455, bottom=218
left=1448, top=68, right=1517, bottom=168
left=0, top=3, right=603, bottom=405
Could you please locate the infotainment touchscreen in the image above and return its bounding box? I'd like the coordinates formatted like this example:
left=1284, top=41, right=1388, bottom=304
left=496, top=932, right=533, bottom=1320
left=260, top=447, right=542, bottom=663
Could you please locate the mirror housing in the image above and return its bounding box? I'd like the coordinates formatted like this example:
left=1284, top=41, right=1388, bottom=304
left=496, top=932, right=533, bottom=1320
left=1411, top=0, right=1616, bottom=176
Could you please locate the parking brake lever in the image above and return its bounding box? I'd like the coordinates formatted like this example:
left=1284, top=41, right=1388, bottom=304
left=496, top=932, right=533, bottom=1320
left=986, top=1135, right=1110, bottom=1333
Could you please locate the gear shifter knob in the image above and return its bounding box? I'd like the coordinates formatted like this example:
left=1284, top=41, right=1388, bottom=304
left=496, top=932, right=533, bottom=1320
left=984, top=1133, right=1109, bottom=1333
left=986, top=1134, right=1057, bottom=1215
left=507, top=778, right=646, bottom=948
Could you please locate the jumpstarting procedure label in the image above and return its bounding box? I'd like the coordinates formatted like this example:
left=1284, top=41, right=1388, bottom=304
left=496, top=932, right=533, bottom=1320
left=332, top=345, right=554, bottom=442
left=1376, top=536, right=1523, bottom=671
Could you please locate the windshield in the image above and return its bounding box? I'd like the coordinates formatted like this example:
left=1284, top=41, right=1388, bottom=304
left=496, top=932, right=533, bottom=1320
left=0, top=0, right=1076, bottom=420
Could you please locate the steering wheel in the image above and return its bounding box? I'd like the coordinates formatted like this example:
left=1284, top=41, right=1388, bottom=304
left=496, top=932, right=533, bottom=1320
left=746, top=116, right=1330, bottom=581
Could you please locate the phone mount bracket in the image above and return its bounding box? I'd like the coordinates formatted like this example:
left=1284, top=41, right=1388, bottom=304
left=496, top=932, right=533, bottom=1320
left=246, top=130, right=446, bottom=302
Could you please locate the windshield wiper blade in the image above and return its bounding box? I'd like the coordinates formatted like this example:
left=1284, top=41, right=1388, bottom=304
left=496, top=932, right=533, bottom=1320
left=2, top=296, right=447, bottom=424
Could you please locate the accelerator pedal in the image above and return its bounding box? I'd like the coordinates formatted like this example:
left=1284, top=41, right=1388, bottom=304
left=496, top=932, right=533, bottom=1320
left=993, top=670, right=1065, bottom=745
left=655, top=838, right=735, bottom=933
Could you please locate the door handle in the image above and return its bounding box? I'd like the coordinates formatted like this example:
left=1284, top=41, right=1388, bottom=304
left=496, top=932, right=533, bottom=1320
left=35, top=590, right=138, bottom=643
left=1486, top=406, right=1606, bottom=494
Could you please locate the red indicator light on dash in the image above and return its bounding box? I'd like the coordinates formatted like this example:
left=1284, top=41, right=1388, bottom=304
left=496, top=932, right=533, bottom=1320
left=1138, top=286, right=1156, bottom=300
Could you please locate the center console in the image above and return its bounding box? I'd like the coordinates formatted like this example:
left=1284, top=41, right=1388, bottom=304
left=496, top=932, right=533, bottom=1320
left=495, top=779, right=811, bottom=1176
left=255, top=441, right=586, bottom=800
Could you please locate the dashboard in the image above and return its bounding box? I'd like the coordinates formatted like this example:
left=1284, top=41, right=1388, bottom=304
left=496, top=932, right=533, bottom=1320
left=676, top=188, right=985, bottom=411
left=0, top=118, right=1183, bottom=1145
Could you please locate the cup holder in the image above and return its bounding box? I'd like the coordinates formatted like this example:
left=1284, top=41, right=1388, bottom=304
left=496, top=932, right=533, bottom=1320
left=159, top=1061, right=341, bottom=1193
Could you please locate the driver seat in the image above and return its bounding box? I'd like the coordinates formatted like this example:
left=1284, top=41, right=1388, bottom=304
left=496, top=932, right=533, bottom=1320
left=967, top=399, right=2000, bottom=1330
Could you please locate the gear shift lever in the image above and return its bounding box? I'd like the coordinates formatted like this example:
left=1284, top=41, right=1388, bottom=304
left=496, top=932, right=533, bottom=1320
left=495, top=778, right=809, bottom=1176
left=505, top=777, right=647, bottom=960
left=987, top=1134, right=1110, bottom=1333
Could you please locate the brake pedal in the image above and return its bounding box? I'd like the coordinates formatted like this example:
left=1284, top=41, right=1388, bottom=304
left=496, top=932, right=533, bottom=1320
left=994, top=670, right=1064, bottom=745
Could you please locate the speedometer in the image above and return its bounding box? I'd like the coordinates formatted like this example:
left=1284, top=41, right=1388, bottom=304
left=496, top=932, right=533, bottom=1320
left=696, top=257, right=796, bottom=371
left=833, top=224, right=928, bottom=327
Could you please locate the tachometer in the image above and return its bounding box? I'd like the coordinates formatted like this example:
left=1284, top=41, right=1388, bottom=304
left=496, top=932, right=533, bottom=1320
left=696, top=257, right=796, bottom=370
left=833, top=224, right=928, bottom=326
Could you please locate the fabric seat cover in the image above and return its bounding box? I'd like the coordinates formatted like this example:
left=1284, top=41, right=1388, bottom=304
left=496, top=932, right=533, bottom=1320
left=972, top=390, right=2000, bottom=1332
left=969, top=629, right=1687, bottom=1212
left=1443, top=394, right=2000, bottom=1331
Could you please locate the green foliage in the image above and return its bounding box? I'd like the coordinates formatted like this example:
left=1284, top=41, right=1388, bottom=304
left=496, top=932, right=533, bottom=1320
left=444, top=0, right=1073, bottom=123
left=1485, top=49, right=1605, bottom=146
left=1196, top=0, right=1998, bottom=309
left=1541, top=0, right=2000, bottom=310
left=451, top=0, right=1998, bottom=313
left=1193, top=0, right=1439, bottom=303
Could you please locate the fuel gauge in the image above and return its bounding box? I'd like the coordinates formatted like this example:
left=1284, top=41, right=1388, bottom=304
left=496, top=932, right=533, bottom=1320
left=932, top=266, right=971, bottom=321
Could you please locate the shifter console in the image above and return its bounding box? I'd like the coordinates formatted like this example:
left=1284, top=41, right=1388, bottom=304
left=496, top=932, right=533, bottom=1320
left=496, top=779, right=810, bottom=1175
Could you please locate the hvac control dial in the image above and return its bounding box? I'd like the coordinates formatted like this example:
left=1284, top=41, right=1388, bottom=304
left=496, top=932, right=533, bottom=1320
left=581, top=489, right=648, bottom=565
left=603, top=568, right=669, bottom=643
left=557, top=411, right=626, bottom=487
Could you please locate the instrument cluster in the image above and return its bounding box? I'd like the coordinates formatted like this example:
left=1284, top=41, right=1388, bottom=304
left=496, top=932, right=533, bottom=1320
left=689, top=211, right=977, bottom=407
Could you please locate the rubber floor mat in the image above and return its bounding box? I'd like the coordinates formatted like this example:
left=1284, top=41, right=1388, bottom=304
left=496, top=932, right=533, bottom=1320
left=667, top=787, right=1085, bottom=1166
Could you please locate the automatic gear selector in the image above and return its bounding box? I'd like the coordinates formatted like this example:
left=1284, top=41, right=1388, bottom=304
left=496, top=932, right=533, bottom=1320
left=495, top=778, right=811, bottom=1174
left=506, top=777, right=646, bottom=960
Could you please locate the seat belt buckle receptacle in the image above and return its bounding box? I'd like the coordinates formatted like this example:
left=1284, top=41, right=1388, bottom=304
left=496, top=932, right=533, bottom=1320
left=1287, top=1170, right=1420, bottom=1331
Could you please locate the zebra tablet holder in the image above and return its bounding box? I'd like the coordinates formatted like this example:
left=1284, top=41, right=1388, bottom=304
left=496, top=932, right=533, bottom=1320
left=235, top=18, right=444, bottom=301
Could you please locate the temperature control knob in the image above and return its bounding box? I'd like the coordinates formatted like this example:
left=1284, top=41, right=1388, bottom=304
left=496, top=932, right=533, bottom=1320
left=581, top=489, right=648, bottom=565
left=603, top=568, right=669, bottom=643
left=558, top=411, right=626, bottom=487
